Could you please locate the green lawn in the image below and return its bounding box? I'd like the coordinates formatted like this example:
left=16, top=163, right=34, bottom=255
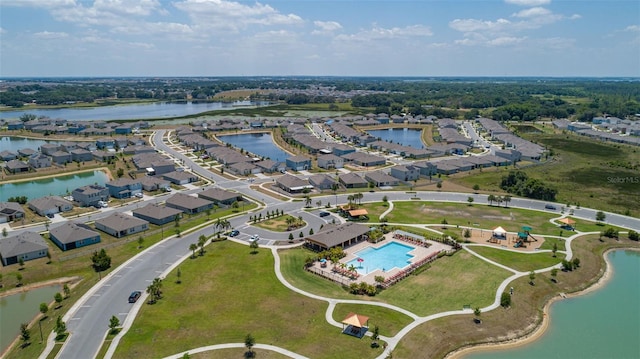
left=332, top=304, right=414, bottom=337
left=253, top=215, right=306, bottom=232
left=467, top=246, right=565, bottom=272
left=371, top=201, right=560, bottom=235
left=114, top=241, right=380, bottom=359
left=279, top=248, right=511, bottom=317
left=538, top=236, right=566, bottom=251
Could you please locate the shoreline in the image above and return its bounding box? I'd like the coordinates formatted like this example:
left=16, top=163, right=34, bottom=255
left=446, top=247, right=637, bottom=359
left=0, top=276, right=81, bottom=299
left=0, top=167, right=113, bottom=185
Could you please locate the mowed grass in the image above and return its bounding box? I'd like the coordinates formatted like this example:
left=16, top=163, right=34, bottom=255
left=452, top=132, right=640, bottom=217
left=279, top=248, right=511, bottom=317
left=253, top=215, right=305, bottom=232
left=372, top=201, right=560, bottom=235
left=332, top=304, right=414, bottom=337
left=113, top=241, right=377, bottom=359
left=467, top=246, right=565, bottom=272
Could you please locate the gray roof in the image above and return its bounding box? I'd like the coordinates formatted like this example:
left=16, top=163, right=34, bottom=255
left=0, top=202, right=25, bottom=216
left=50, top=222, right=100, bottom=244
left=339, top=172, right=367, bottom=185
left=276, top=174, right=312, bottom=190
left=199, top=188, right=241, bottom=202
left=27, top=196, right=72, bottom=212
left=95, top=212, right=148, bottom=231
left=0, top=231, right=48, bottom=258
left=287, top=155, right=311, bottom=163
left=305, top=222, right=370, bottom=248
left=166, top=193, right=213, bottom=210
left=132, top=203, right=182, bottom=220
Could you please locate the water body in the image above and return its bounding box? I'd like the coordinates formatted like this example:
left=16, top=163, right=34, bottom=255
left=0, top=136, right=60, bottom=153
left=218, top=132, right=291, bottom=162
left=0, top=285, right=62, bottom=353
left=366, top=128, right=425, bottom=149
left=464, top=250, right=640, bottom=359
left=0, top=170, right=109, bottom=202
left=0, top=100, right=268, bottom=121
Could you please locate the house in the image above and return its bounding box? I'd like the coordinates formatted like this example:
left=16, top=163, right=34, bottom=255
left=139, top=176, right=170, bottom=191
left=132, top=203, right=183, bottom=226
left=341, top=152, right=386, bottom=167
left=40, top=143, right=60, bottom=156
left=92, top=150, right=117, bottom=162
left=364, top=171, right=399, bottom=187
left=114, top=137, right=129, bottom=149
left=198, top=188, right=243, bottom=207
left=285, top=155, right=312, bottom=171
left=412, top=161, right=438, bottom=177
left=50, top=150, right=72, bottom=165
left=0, top=202, right=25, bottom=223
left=390, top=165, right=421, bottom=182
left=49, top=222, right=101, bottom=251
left=148, top=160, right=176, bottom=176
left=331, top=144, right=356, bottom=157
left=70, top=148, right=93, bottom=162
left=96, top=138, right=115, bottom=150
left=28, top=153, right=52, bottom=168
left=60, top=142, right=78, bottom=152
left=95, top=212, right=149, bottom=238
left=165, top=193, right=213, bottom=214
left=254, top=159, right=286, bottom=173
left=0, top=150, right=18, bottom=161
left=115, top=124, right=133, bottom=135
left=106, top=178, right=142, bottom=199
left=27, top=196, right=74, bottom=216
left=317, top=154, right=344, bottom=169
left=338, top=172, right=368, bottom=188
left=7, top=121, right=24, bottom=130
left=5, top=159, right=30, bottom=173
left=229, top=161, right=259, bottom=176
left=308, top=174, right=338, bottom=190
left=72, top=185, right=109, bottom=207
left=275, top=174, right=314, bottom=193
left=162, top=171, right=197, bottom=185
left=17, top=148, right=36, bottom=157
left=0, top=231, right=49, bottom=266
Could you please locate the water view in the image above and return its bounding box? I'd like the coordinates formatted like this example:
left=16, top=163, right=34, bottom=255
left=218, top=132, right=291, bottom=162
left=0, top=100, right=269, bottom=121
left=0, top=170, right=109, bottom=202
left=366, top=128, right=425, bottom=149
left=0, top=136, right=60, bottom=153
left=0, top=285, right=62, bottom=353
left=464, top=250, right=640, bottom=359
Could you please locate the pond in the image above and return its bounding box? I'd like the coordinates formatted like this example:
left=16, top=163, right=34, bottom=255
left=0, top=100, right=269, bottom=121
left=217, top=132, right=291, bottom=162
left=0, top=170, right=109, bottom=202
left=0, top=136, right=60, bottom=153
left=0, top=284, right=62, bottom=353
left=366, top=128, right=425, bottom=149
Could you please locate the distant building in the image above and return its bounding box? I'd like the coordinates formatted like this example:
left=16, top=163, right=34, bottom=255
left=106, top=178, right=142, bottom=199
left=72, top=185, right=109, bottom=207
left=49, top=222, right=101, bottom=251
left=285, top=155, right=312, bottom=171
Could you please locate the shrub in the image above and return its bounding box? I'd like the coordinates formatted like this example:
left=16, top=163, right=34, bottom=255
left=500, top=292, right=511, bottom=308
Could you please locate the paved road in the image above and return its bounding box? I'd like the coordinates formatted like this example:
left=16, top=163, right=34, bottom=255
left=40, top=130, right=640, bottom=359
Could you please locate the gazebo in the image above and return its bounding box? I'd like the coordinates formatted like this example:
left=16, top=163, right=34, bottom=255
left=558, top=217, right=576, bottom=230
left=491, top=226, right=507, bottom=241
left=342, top=312, right=369, bottom=338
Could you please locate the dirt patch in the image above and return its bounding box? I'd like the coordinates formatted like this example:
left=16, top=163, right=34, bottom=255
left=0, top=276, right=81, bottom=298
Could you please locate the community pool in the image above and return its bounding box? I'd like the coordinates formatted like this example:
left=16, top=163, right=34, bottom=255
left=347, top=241, right=415, bottom=275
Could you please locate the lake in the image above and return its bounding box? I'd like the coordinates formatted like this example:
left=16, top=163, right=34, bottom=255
left=0, top=100, right=268, bottom=121
left=0, top=285, right=62, bottom=353
left=464, top=250, right=640, bottom=359
left=366, top=128, right=425, bottom=149
left=0, top=136, right=60, bottom=153
left=217, top=132, right=291, bottom=162
left=0, top=170, right=109, bottom=202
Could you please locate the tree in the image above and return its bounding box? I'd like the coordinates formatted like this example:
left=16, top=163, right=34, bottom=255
left=309, top=228, right=314, bottom=235
left=463, top=228, right=471, bottom=239
left=39, top=302, right=49, bottom=317
left=63, top=284, right=70, bottom=298
left=16, top=272, right=23, bottom=286
left=20, top=323, right=31, bottom=346
left=176, top=267, right=182, bottom=284
left=304, top=195, right=312, bottom=208
left=116, top=168, right=124, bottom=178
left=245, top=333, right=255, bottom=357
left=473, top=184, right=480, bottom=192
left=299, top=231, right=304, bottom=238
left=46, top=251, right=52, bottom=264
left=473, top=307, right=482, bottom=323
left=54, top=292, right=63, bottom=307
left=436, top=181, right=442, bottom=189
left=54, top=316, right=67, bottom=339
left=19, top=257, right=25, bottom=270
left=91, top=248, right=111, bottom=273
left=572, top=257, right=580, bottom=269
left=529, top=270, right=536, bottom=285
left=250, top=239, right=259, bottom=254
left=189, top=243, right=197, bottom=259
left=2, top=227, right=7, bottom=237
left=487, top=194, right=496, bottom=205
left=198, top=235, right=206, bottom=256
left=500, top=292, right=511, bottom=308
left=288, top=233, right=294, bottom=241
left=382, top=195, right=388, bottom=203
left=550, top=268, right=558, bottom=283
left=109, top=315, right=120, bottom=334
left=630, top=230, right=639, bottom=241
left=503, top=195, right=511, bottom=208
left=146, top=277, right=163, bottom=304
left=552, top=242, right=558, bottom=257
left=371, top=325, right=380, bottom=348
left=561, top=259, right=573, bottom=271
left=467, top=196, right=474, bottom=205
left=595, top=211, right=606, bottom=223
left=174, top=214, right=181, bottom=228
left=137, top=236, right=144, bottom=249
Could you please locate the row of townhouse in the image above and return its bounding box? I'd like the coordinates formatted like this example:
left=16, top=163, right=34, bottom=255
left=553, top=119, right=640, bottom=146
left=6, top=118, right=149, bottom=135
left=476, top=118, right=545, bottom=160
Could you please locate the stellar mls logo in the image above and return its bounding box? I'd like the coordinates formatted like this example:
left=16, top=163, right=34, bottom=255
left=607, top=177, right=639, bottom=184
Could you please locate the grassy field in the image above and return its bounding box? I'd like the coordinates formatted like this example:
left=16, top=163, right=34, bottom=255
left=393, top=235, right=640, bottom=359
left=253, top=215, right=306, bottom=232
left=467, top=246, right=566, bottom=272
left=451, top=131, right=640, bottom=217
left=189, top=348, right=291, bottom=358
left=332, top=303, right=414, bottom=337
left=279, top=248, right=511, bottom=317
left=113, top=241, right=382, bottom=359
left=538, top=236, right=566, bottom=251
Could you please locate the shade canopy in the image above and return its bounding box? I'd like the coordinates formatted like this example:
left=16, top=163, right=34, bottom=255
left=493, top=226, right=507, bottom=235
left=348, top=209, right=369, bottom=217
left=342, top=312, right=369, bottom=328
left=558, top=218, right=576, bottom=225
left=522, top=226, right=532, bottom=231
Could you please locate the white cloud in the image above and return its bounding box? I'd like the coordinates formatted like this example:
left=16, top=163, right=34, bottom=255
left=336, top=24, right=432, bottom=42
left=0, top=27, right=6, bottom=34
left=504, top=0, right=551, bottom=6
left=0, top=0, right=76, bottom=8
left=487, top=36, right=526, bottom=46
left=33, top=31, right=69, bottom=39
left=312, top=20, right=342, bottom=35
left=511, top=7, right=551, bottom=18
left=449, top=18, right=511, bottom=33
left=569, top=14, right=581, bottom=20
left=625, top=25, right=640, bottom=32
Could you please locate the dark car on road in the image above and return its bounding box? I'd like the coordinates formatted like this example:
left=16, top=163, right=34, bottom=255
left=319, top=211, right=330, bottom=217
left=544, top=204, right=557, bottom=210
left=229, top=230, right=240, bottom=237
left=128, top=291, right=142, bottom=303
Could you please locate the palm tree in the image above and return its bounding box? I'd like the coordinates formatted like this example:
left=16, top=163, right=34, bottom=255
left=474, top=307, right=482, bottom=323
left=244, top=333, right=255, bottom=357
left=189, top=243, right=197, bottom=259
left=250, top=239, right=259, bottom=254
left=503, top=195, right=511, bottom=207
left=331, top=183, right=339, bottom=206
left=198, top=235, right=206, bottom=256
left=487, top=194, right=496, bottom=206
left=304, top=195, right=312, bottom=208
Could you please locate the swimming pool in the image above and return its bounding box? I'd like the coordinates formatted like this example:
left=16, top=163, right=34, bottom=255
left=346, top=241, right=415, bottom=275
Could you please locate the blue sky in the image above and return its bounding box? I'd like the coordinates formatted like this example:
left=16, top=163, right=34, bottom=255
left=1, top=0, right=639, bottom=77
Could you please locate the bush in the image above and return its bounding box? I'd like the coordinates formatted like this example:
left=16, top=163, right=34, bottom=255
left=629, top=230, right=639, bottom=241
left=500, top=292, right=511, bottom=308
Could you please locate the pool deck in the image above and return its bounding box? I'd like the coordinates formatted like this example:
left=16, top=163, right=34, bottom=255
left=311, top=233, right=451, bottom=285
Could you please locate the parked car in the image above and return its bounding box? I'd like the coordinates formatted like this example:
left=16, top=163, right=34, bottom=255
left=229, top=230, right=240, bottom=237
left=46, top=213, right=55, bottom=218
left=544, top=204, right=557, bottom=210
left=250, top=234, right=259, bottom=241
left=134, top=192, right=143, bottom=198
left=128, top=291, right=142, bottom=303
left=319, top=211, right=330, bottom=217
